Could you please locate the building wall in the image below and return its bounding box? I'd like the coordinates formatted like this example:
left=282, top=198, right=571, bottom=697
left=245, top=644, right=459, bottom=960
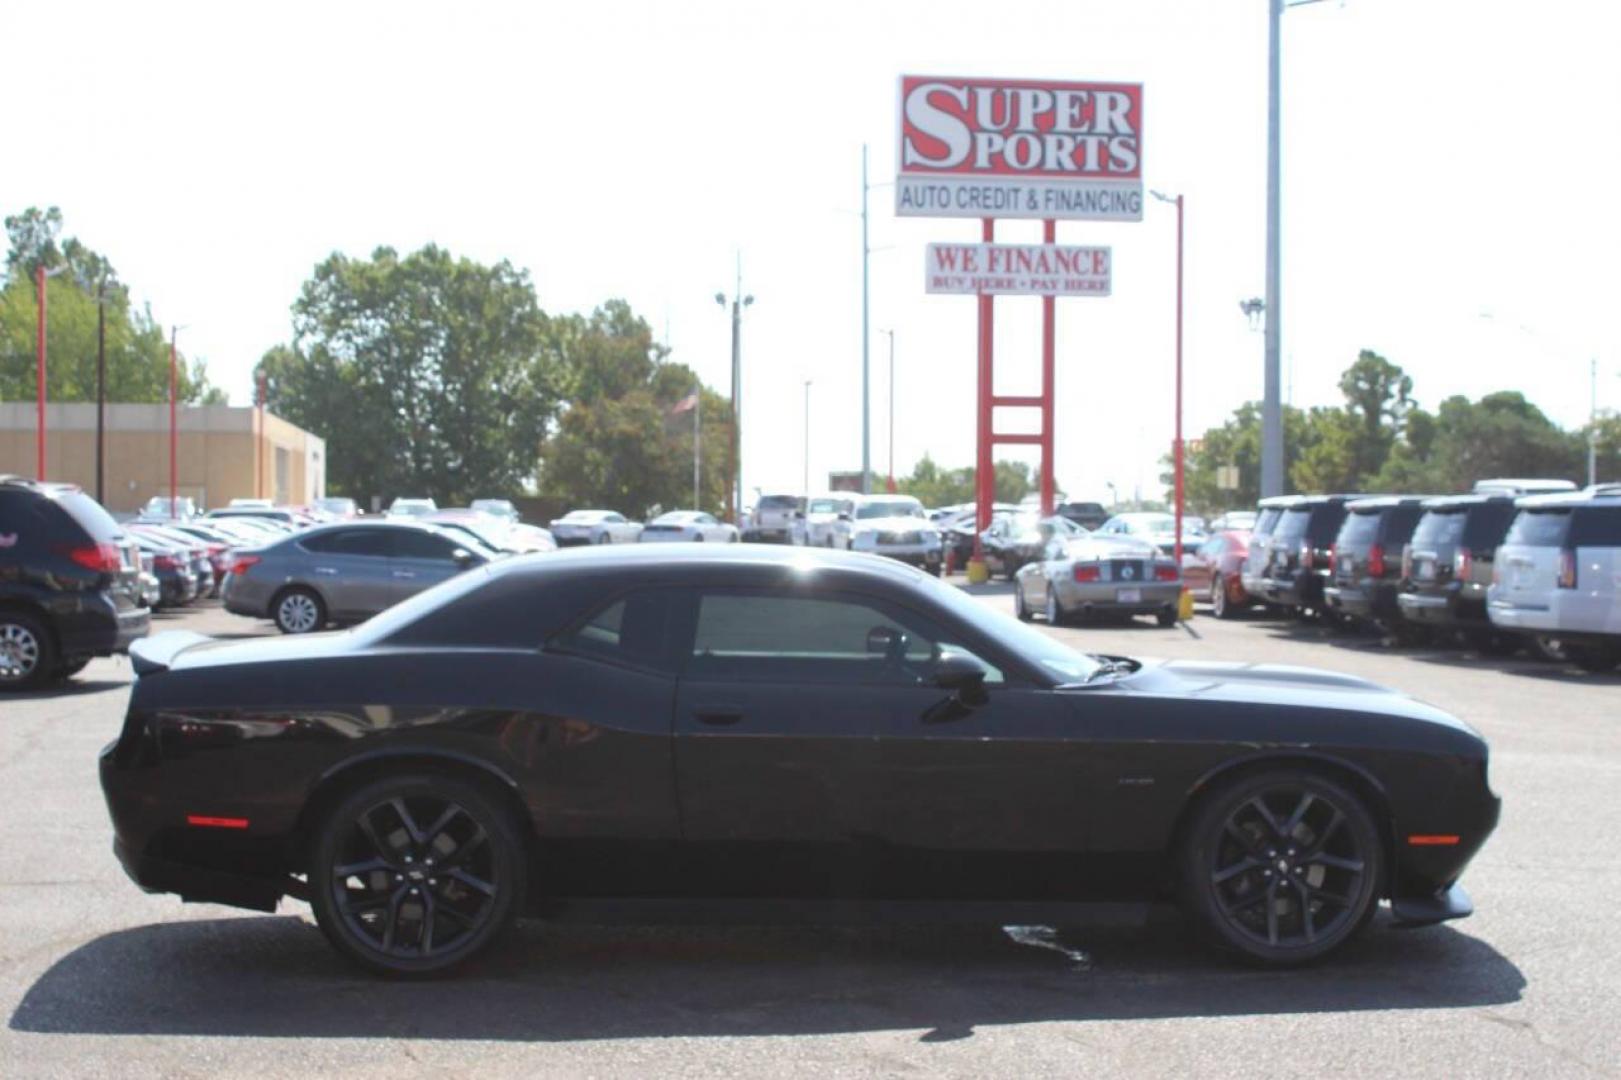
left=0, top=403, right=326, bottom=513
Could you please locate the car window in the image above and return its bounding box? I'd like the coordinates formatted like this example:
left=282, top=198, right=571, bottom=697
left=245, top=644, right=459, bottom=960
left=1571, top=506, right=1621, bottom=547
left=1306, top=505, right=1348, bottom=545
left=1463, top=503, right=1518, bottom=550
left=303, top=529, right=392, bottom=557
left=607, top=513, right=625, bottom=524
left=1272, top=508, right=1310, bottom=541
left=1338, top=512, right=1381, bottom=548
left=393, top=530, right=459, bottom=561
left=686, top=591, right=1001, bottom=686
left=1253, top=508, right=1281, bottom=538
left=1412, top=510, right=1467, bottom=549
left=552, top=590, right=677, bottom=672
left=1504, top=509, right=1572, bottom=547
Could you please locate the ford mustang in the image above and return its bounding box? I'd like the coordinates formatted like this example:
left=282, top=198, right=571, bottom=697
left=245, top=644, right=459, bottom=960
left=101, top=546, right=1499, bottom=975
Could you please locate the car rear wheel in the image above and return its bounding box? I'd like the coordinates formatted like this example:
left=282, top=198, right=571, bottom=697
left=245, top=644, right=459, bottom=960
left=52, top=657, right=92, bottom=681
left=1044, top=586, right=1065, bottom=626
left=273, top=588, right=326, bottom=635
left=0, top=612, right=54, bottom=691
left=1014, top=582, right=1032, bottom=621
left=1567, top=640, right=1621, bottom=673
left=1211, top=575, right=1234, bottom=619
left=310, top=773, right=525, bottom=976
left=1182, top=769, right=1382, bottom=966
left=1156, top=606, right=1179, bottom=628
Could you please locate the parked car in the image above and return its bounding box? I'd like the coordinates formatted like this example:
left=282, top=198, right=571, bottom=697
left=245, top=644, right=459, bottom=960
left=470, top=499, right=519, bottom=524
left=1396, top=494, right=1520, bottom=651
left=1054, top=500, right=1109, bottom=530
left=1322, top=496, right=1431, bottom=635
left=847, top=495, right=943, bottom=573
left=0, top=477, right=149, bottom=689
left=982, top=512, right=1083, bottom=580
left=1095, top=512, right=1206, bottom=558
left=547, top=509, right=643, bottom=546
left=207, top=507, right=302, bottom=529
left=1015, top=530, right=1181, bottom=626
left=223, top=521, right=500, bottom=634
left=423, top=512, right=521, bottom=557
left=103, top=545, right=1499, bottom=974
left=503, top=523, right=557, bottom=554
left=136, top=551, right=162, bottom=609
left=228, top=498, right=275, bottom=509
left=141, top=494, right=198, bottom=520
left=314, top=497, right=361, bottom=519
left=1487, top=491, right=1621, bottom=670
left=805, top=495, right=857, bottom=548
left=1259, top=496, right=1354, bottom=618
left=1472, top=478, right=1577, bottom=496
left=939, top=503, right=1021, bottom=568
left=638, top=511, right=740, bottom=543
left=1240, top=496, right=1302, bottom=608
left=128, top=531, right=201, bottom=608
left=387, top=498, right=438, bottom=519
left=1182, top=530, right=1253, bottom=619
left=132, top=523, right=222, bottom=598
left=744, top=493, right=805, bottom=544
left=1209, top=510, right=1258, bottom=532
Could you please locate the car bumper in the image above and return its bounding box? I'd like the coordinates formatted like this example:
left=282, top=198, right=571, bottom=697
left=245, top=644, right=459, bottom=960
left=854, top=543, right=942, bottom=566
left=743, top=528, right=796, bottom=544
left=1261, top=572, right=1323, bottom=609
left=1054, top=579, right=1181, bottom=613
left=55, top=595, right=150, bottom=658
left=1323, top=580, right=1400, bottom=620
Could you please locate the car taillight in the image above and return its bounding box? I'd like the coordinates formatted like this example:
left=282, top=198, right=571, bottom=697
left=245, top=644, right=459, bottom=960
left=59, top=541, right=122, bottom=574
left=229, top=554, right=262, bottom=575
left=1073, top=564, right=1100, bottom=583
left=1455, top=547, right=1473, bottom=581
left=1557, top=548, right=1577, bottom=589
left=1367, top=543, right=1385, bottom=578
left=1327, top=549, right=1336, bottom=573
left=153, top=553, right=179, bottom=571
left=1300, top=539, right=1313, bottom=569
left=1154, top=563, right=1178, bottom=581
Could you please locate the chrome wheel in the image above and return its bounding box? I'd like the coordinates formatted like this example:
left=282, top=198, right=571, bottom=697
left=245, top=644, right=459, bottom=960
left=1014, top=582, right=1031, bottom=621
left=1045, top=587, right=1064, bottom=626
left=1211, top=575, right=1229, bottom=618
left=0, top=621, right=42, bottom=683
left=275, top=591, right=322, bottom=634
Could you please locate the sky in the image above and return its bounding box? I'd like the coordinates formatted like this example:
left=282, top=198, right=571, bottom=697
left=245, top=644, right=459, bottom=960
left=7, top=0, right=1619, bottom=505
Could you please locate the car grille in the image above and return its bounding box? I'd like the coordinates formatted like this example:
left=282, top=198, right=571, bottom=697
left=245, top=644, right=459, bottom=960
left=1107, top=559, right=1148, bottom=582
left=879, top=531, right=924, bottom=544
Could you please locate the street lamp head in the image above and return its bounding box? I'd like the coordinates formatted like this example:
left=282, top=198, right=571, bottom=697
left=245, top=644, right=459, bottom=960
left=743, top=295, right=754, bottom=307
left=714, top=292, right=726, bottom=307
left=1150, top=190, right=1179, bottom=205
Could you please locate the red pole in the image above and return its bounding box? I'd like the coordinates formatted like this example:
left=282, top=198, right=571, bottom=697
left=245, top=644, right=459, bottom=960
left=35, top=265, right=47, bottom=480
left=1040, top=218, right=1056, bottom=517
left=169, top=328, right=178, bottom=515
left=1173, top=196, right=1186, bottom=569
left=973, top=217, right=995, bottom=569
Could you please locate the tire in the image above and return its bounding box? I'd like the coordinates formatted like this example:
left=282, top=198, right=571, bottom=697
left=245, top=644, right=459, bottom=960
left=1044, top=586, right=1066, bottom=626
left=1156, top=607, right=1179, bottom=628
left=1533, top=634, right=1569, bottom=662
left=1463, top=629, right=1519, bottom=657
left=1014, top=582, right=1032, bottom=622
left=0, top=611, right=55, bottom=691
left=309, top=773, right=526, bottom=977
left=1210, top=575, right=1232, bottom=619
left=273, top=587, right=326, bottom=635
left=1181, top=768, right=1383, bottom=966
left=1567, top=641, right=1621, bottom=673
left=52, top=657, right=92, bottom=681
left=595, top=532, right=610, bottom=545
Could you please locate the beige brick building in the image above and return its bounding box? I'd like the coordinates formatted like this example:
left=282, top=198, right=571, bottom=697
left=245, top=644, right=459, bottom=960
left=0, top=402, right=325, bottom=514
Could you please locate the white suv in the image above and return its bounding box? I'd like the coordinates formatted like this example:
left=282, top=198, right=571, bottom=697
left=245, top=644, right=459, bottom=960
left=848, top=495, right=944, bottom=574
left=1487, top=491, right=1621, bottom=671
left=804, top=494, right=856, bottom=548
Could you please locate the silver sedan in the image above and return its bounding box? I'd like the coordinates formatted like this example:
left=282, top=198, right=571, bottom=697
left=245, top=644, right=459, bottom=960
left=637, top=510, right=739, bottom=543
left=1014, top=533, right=1183, bottom=627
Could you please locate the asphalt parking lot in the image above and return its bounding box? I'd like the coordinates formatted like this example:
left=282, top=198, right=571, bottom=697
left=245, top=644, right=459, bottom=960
left=2, top=588, right=1617, bottom=1078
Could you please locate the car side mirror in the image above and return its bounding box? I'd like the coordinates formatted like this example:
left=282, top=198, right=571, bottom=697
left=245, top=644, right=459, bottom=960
left=452, top=548, right=475, bottom=568
left=931, top=653, right=988, bottom=701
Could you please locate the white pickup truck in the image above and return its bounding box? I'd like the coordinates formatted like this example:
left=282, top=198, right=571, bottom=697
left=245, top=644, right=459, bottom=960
left=744, top=494, right=805, bottom=544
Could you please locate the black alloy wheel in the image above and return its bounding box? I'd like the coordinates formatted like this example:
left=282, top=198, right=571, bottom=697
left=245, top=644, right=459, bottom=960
left=310, top=774, right=525, bottom=976
left=1182, top=769, right=1382, bottom=965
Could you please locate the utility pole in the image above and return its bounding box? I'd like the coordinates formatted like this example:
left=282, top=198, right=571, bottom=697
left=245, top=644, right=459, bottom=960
left=803, top=380, right=813, bottom=500
left=715, top=260, right=753, bottom=525
left=1262, top=0, right=1284, bottom=498
left=861, top=144, right=872, bottom=494
left=1153, top=190, right=1187, bottom=567
left=881, top=329, right=896, bottom=493
left=96, top=282, right=108, bottom=502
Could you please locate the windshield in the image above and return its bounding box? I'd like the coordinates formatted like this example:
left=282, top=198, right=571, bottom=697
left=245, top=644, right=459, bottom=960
left=915, top=573, right=1101, bottom=683
left=1412, top=509, right=1467, bottom=548
left=808, top=499, right=849, bottom=514
left=757, top=496, right=802, bottom=511
left=856, top=500, right=923, bottom=520
left=1337, top=511, right=1382, bottom=547
left=1504, top=508, right=1571, bottom=547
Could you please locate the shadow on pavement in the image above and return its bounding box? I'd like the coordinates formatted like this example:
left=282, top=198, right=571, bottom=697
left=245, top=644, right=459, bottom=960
left=11, top=914, right=1524, bottom=1042
left=8, top=679, right=128, bottom=700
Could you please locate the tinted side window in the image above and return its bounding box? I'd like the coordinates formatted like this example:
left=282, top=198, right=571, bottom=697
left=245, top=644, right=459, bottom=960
left=1380, top=505, right=1424, bottom=545
left=1463, top=502, right=1517, bottom=550
left=552, top=590, right=677, bottom=672
left=303, top=529, right=381, bottom=557
left=1571, top=507, right=1621, bottom=547
left=393, top=531, right=458, bottom=561
left=1307, top=504, right=1348, bottom=545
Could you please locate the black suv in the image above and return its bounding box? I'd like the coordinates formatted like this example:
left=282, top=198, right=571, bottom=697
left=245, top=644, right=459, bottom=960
left=1396, top=494, right=1519, bottom=649
left=0, top=477, right=149, bottom=689
left=1322, top=496, right=1430, bottom=633
left=1260, top=495, right=1354, bottom=617
left=1055, top=501, right=1109, bottom=530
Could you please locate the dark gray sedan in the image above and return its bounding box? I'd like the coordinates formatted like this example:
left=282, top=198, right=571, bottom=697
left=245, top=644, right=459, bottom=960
left=1014, top=532, right=1183, bottom=626
left=222, top=521, right=500, bottom=634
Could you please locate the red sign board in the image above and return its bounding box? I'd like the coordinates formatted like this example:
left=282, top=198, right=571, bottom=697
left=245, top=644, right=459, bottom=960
left=896, top=75, right=1144, bottom=221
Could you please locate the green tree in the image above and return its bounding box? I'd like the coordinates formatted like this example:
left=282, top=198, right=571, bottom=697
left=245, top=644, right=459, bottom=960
left=1170, top=401, right=1311, bottom=513
left=895, top=456, right=1041, bottom=507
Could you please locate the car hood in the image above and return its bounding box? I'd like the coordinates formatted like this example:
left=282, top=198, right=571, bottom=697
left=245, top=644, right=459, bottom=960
left=1120, top=658, right=1482, bottom=739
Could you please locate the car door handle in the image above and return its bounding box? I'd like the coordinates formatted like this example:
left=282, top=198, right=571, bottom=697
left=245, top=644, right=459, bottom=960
left=393, top=570, right=417, bottom=579
left=693, top=708, right=744, bottom=726
left=315, top=567, right=337, bottom=575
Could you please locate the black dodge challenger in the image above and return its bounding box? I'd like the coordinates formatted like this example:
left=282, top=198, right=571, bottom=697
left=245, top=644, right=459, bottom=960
left=101, top=546, right=1499, bottom=975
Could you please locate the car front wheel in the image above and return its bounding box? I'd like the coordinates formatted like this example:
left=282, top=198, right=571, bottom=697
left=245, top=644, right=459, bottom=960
left=0, top=612, right=54, bottom=691
left=309, top=773, right=525, bottom=976
left=1211, top=575, right=1231, bottom=618
left=1181, top=769, right=1382, bottom=966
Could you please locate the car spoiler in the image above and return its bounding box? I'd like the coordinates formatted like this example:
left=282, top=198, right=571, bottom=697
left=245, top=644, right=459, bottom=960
left=129, top=631, right=212, bottom=676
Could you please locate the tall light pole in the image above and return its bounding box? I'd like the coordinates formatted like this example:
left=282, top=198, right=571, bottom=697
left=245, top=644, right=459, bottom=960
left=1152, top=190, right=1187, bottom=567
left=861, top=144, right=872, bottom=494
left=803, top=380, right=813, bottom=500
left=880, top=328, right=896, bottom=493
left=715, top=260, right=753, bottom=525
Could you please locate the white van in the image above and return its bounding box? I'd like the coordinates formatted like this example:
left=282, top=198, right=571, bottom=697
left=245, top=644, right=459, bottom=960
left=1487, top=491, right=1621, bottom=670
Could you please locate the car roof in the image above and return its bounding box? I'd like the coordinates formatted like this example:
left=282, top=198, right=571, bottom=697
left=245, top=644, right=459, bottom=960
left=1256, top=495, right=1306, bottom=509
left=1419, top=493, right=1518, bottom=510
left=1283, top=494, right=1361, bottom=508
left=483, top=540, right=935, bottom=585
left=1513, top=491, right=1621, bottom=509
left=1345, top=495, right=1434, bottom=512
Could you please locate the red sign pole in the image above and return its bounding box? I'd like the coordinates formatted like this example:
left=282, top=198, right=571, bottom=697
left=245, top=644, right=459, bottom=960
left=1040, top=218, right=1057, bottom=517
left=972, top=218, right=995, bottom=575
left=35, top=264, right=47, bottom=480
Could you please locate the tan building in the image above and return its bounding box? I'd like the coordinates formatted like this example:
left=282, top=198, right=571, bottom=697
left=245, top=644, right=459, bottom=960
left=0, top=402, right=325, bottom=514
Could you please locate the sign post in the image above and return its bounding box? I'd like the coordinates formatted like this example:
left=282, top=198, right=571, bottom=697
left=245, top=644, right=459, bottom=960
left=899, top=75, right=1143, bottom=580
